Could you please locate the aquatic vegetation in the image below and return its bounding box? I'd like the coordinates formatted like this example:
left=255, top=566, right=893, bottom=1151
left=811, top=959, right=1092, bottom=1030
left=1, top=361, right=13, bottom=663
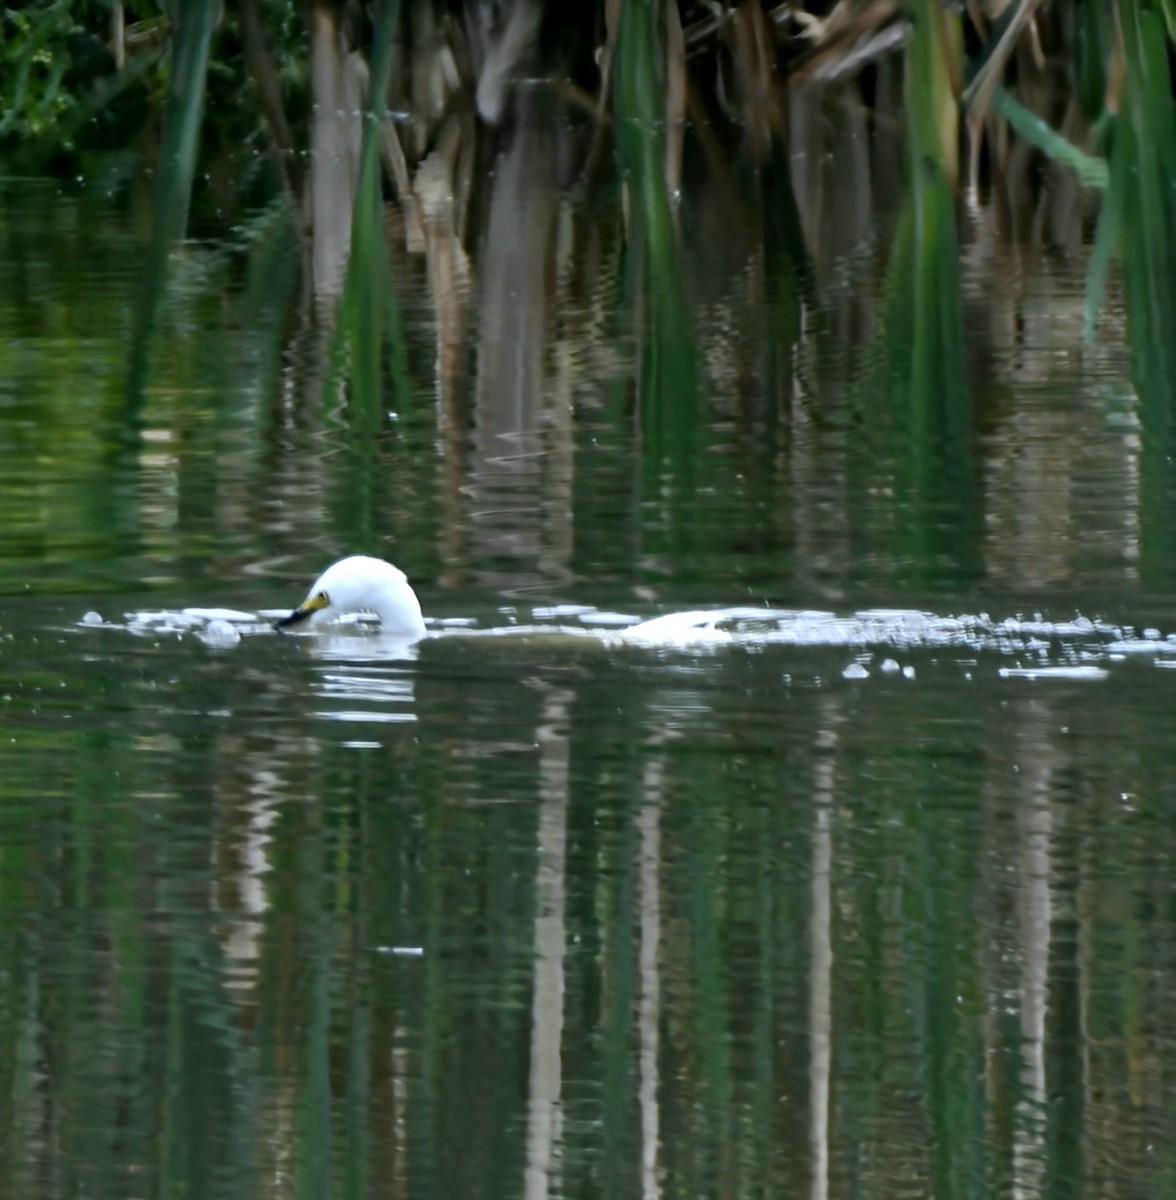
left=0, top=13, right=1145, bottom=323
left=8, top=1, right=1176, bottom=584
left=872, top=0, right=978, bottom=587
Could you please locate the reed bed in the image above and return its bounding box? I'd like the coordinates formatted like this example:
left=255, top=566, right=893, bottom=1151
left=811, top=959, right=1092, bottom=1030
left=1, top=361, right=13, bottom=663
left=3, top=2, right=1171, bottom=429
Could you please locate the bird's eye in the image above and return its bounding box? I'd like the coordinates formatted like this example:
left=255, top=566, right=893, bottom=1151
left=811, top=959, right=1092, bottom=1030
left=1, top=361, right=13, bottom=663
left=317, top=591, right=329, bottom=605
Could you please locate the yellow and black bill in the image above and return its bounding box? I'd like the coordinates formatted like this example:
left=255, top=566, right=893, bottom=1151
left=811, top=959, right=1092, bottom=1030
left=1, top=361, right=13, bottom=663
left=273, top=591, right=329, bottom=632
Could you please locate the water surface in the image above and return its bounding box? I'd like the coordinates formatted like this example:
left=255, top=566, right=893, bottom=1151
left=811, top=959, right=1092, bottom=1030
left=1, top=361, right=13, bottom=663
left=2, top=178, right=1176, bottom=1198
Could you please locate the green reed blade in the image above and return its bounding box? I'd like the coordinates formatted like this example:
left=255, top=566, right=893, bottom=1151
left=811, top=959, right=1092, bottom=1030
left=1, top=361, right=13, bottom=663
left=1115, top=0, right=1176, bottom=577
left=126, top=0, right=217, bottom=401
left=1073, top=0, right=1113, bottom=121
left=992, top=86, right=1108, bottom=188
left=1161, top=0, right=1176, bottom=41
left=335, top=0, right=409, bottom=431
left=613, top=0, right=697, bottom=510
left=1083, top=114, right=1121, bottom=342
left=873, top=0, right=978, bottom=587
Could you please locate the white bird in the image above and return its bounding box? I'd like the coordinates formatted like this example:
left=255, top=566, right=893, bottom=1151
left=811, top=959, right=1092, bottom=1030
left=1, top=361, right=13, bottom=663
left=273, top=556, right=426, bottom=640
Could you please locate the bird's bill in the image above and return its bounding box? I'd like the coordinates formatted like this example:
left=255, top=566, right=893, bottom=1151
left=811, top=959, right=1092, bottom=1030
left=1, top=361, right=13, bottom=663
left=273, top=593, right=329, bottom=631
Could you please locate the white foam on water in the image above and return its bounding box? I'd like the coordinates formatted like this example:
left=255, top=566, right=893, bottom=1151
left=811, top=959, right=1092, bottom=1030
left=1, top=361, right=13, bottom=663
left=73, top=602, right=1176, bottom=678
left=998, top=666, right=1111, bottom=681
left=566, top=610, right=637, bottom=627
left=532, top=604, right=597, bottom=619
left=181, top=607, right=257, bottom=622
left=314, top=710, right=417, bottom=724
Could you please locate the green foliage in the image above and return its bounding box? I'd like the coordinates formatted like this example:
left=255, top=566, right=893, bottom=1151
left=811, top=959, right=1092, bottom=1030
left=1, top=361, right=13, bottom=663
left=1, top=1, right=308, bottom=230
left=0, top=2, right=81, bottom=144
left=0, top=2, right=171, bottom=164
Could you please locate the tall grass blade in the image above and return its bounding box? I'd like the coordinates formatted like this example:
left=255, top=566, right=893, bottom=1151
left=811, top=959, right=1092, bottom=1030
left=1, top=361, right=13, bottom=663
left=992, top=86, right=1107, bottom=188
left=613, top=0, right=699, bottom=580
left=1161, top=0, right=1176, bottom=41
left=1115, top=0, right=1176, bottom=577
left=1083, top=122, right=1121, bottom=342
left=1073, top=0, right=1113, bottom=121
left=126, top=0, right=216, bottom=401
left=334, top=0, right=409, bottom=432
left=873, top=0, right=978, bottom=586
left=613, top=0, right=697, bottom=472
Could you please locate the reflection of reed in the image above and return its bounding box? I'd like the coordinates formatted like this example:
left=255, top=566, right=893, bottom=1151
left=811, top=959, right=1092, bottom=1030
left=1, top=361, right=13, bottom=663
left=308, top=5, right=362, bottom=298
left=1013, top=735, right=1053, bottom=1200
left=638, top=767, right=662, bottom=1200
left=525, top=687, right=571, bottom=1200
left=809, top=713, right=839, bottom=1200
left=469, top=99, right=560, bottom=590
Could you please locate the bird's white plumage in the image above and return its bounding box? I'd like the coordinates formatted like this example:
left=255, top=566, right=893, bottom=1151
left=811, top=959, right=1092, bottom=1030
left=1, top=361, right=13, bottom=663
left=281, top=555, right=426, bottom=639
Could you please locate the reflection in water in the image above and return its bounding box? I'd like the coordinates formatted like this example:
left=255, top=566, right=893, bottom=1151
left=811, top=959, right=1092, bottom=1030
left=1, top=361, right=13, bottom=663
left=3, top=595, right=1176, bottom=1195
left=809, top=713, right=838, bottom=1200
left=637, top=755, right=662, bottom=1200
left=4, top=74, right=1176, bottom=1191
left=524, top=688, right=569, bottom=1200
left=1014, top=716, right=1054, bottom=1200
left=471, top=98, right=561, bottom=589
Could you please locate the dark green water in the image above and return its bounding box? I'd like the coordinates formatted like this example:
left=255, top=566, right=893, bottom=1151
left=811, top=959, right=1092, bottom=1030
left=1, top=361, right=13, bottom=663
left=3, top=181, right=1176, bottom=1198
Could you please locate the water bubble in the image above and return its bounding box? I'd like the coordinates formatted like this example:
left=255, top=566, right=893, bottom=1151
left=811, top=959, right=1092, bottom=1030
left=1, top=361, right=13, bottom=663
left=81, top=611, right=103, bottom=626
left=842, top=662, right=869, bottom=680
left=199, top=619, right=242, bottom=648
